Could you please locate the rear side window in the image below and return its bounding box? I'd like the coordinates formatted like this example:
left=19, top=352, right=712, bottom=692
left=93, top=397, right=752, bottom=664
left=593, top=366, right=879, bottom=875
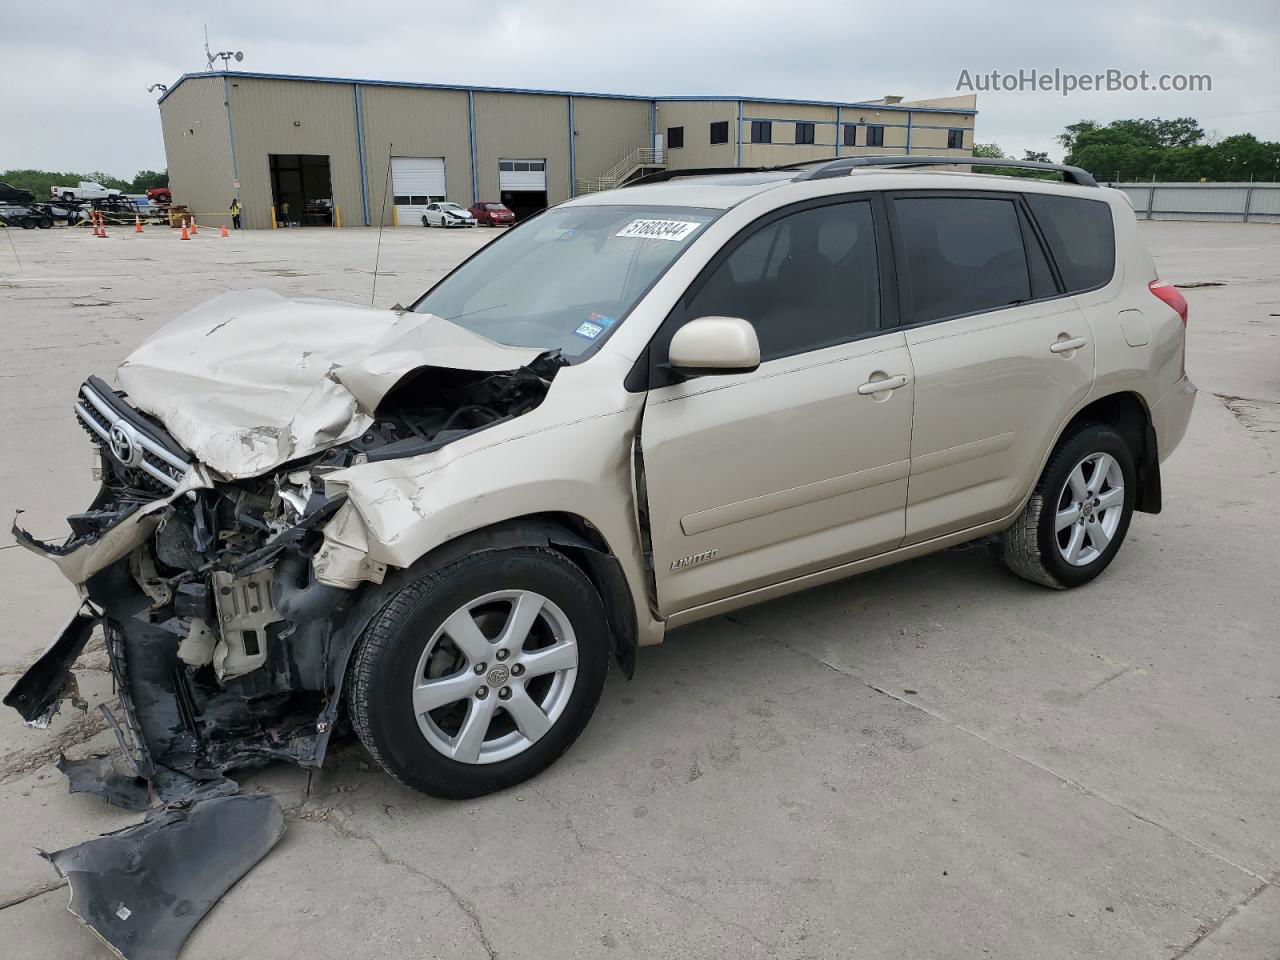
left=684, top=200, right=880, bottom=361
left=1026, top=195, right=1116, bottom=292
left=894, top=196, right=1030, bottom=323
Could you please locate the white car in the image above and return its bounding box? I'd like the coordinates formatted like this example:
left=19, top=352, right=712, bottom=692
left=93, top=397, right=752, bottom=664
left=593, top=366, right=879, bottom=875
left=50, top=180, right=121, bottom=202
left=422, top=201, right=477, bottom=228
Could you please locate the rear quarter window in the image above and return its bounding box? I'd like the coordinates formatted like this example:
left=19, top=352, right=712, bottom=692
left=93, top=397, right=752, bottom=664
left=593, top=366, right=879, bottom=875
left=1026, top=194, right=1116, bottom=292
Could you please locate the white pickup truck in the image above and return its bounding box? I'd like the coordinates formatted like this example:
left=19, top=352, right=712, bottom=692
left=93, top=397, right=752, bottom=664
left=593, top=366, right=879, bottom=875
left=50, top=181, right=122, bottom=202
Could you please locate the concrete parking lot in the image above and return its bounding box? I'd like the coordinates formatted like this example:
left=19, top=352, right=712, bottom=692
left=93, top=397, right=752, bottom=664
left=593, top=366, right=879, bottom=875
left=0, top=219, right=1277, bottom=959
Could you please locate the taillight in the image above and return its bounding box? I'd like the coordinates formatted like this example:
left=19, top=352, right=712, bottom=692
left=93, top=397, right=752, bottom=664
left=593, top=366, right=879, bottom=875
left=1149, top=280, right=1188, bottom=325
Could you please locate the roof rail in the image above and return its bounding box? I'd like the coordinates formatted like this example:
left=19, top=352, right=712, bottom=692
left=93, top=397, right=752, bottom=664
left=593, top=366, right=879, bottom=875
left=793, top=155, right=1098, bottom=187
left=624, top=166, right=782, bottom=187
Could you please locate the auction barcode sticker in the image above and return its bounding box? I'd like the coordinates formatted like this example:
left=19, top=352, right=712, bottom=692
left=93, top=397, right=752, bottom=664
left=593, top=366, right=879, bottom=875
left=615, top=219, right=702, bottom=242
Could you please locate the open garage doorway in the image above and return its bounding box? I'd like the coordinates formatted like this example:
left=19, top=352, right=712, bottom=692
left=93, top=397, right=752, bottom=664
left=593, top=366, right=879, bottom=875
left=269, top=154, right=333, bottom=226
left=499, top=159, right=548, bottom=221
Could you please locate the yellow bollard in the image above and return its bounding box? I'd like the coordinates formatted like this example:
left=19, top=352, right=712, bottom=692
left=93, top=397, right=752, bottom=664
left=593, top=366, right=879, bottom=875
left=334, top=206, right=341, bottom=228
left=270, top=206, right=278, bottom=229
left=391, top=206, right=398, bottom=227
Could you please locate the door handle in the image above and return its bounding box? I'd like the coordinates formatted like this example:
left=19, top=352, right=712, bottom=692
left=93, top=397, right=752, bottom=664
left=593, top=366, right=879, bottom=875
left=1050, top=337, right=1088, bottom=354
left=857, top=374, right=909, bottom=396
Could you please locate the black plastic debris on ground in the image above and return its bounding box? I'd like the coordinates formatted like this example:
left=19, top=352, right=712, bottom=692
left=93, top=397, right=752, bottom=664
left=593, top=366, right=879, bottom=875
left=42, top=783, right=285, bottom=960
left=57, top=754, right=151, bottom=812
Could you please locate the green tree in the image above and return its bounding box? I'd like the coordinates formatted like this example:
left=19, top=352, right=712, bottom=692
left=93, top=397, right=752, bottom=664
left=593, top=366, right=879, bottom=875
left=130, top=169, right=169, bottom=192
left=972, top=143, right=1005, bottom=158
left=1023, top=150, right=1050, bottom=163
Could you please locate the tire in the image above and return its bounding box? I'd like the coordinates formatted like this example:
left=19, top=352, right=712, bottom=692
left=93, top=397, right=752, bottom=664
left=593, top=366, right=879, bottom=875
left=37, top=217, right=53, bottom=229
left=347, top=546, right=610, bottom=799
left=21, top=219, right=35, bottom=229
left=996, top=423, right=1136, bottom=589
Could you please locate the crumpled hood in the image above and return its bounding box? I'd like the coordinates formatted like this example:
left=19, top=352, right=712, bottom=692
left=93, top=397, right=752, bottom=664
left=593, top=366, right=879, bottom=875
left=117, top=289, right=540, bottom=479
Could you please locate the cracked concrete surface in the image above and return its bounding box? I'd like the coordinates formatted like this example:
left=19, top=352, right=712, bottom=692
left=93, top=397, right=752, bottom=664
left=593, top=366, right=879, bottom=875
left=0, top=221, right=1277, bottom=958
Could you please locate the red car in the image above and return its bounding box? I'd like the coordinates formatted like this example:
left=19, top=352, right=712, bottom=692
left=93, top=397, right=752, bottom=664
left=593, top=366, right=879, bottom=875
left=468, top=201, right=515, bottom=226
left=146, top=186, right=172, bottom=205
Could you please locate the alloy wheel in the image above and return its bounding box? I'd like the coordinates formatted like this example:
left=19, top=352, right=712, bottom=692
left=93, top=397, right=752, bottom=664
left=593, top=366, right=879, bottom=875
left=1054, top=452, right=1125, bottom=566
left=411, top=590, right=579, bottom=764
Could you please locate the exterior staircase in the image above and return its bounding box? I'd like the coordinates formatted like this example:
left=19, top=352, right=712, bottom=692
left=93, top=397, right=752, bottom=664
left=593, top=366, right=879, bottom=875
left=575, top=146, right=665, bottom=194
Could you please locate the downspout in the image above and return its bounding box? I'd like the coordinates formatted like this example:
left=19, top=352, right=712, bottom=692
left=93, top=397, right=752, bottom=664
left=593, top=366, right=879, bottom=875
left=222, top=76, right=241, bottom=224
left=905, top=111, right=913, bottom=155
left=835, top=105, right=841, bottom=158
left=467, top=90, right=479, bottom=206
left=568, top=96, right=576, bottom=198
left=354, top=84, right=370, bottom=226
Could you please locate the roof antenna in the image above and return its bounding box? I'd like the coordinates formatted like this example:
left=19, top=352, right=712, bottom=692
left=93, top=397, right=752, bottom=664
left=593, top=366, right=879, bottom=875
left=371, top=143, right=393, bottom=308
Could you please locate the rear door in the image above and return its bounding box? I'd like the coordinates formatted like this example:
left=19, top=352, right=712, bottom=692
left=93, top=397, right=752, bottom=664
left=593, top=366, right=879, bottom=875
left=640, top=195, right=915, bottom=614
left=889, top=191, right=1096, bottom=542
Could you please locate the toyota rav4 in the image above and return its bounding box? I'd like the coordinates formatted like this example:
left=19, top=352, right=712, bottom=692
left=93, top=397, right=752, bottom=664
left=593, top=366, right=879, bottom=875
left=8, top=156, right=1195, bottom=814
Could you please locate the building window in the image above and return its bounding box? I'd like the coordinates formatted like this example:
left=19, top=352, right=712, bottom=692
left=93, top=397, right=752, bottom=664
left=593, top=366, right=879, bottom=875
left=710, top=120, right=729, bottom=144
left=843, top=124, right=857, bottom=147
left=947, top=128, right=964, bottom=149
left=795, top=122, right=815, bottom=145
left=751, top=120, right=772, bottom=144
left=866, top=125, right=885, bottom=147
left=667, top=126, right=684, bottom=149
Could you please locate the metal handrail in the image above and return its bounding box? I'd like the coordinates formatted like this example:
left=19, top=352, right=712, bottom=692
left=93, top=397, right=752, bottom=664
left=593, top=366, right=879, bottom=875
left=576, top=146, right=666, bottom=193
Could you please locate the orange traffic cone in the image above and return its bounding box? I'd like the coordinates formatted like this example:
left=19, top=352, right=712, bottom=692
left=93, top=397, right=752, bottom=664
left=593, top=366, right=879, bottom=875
left=91, top=214, right=101, bottom=237
left=96, top=214, right=107, bottom=238
left=190, top=217, right=198, bottom=235
left=180, top=219, right=189, bottom=240
left=220, top=224, right=229, bottom=238
left=134, top=215, right=143, bottom=233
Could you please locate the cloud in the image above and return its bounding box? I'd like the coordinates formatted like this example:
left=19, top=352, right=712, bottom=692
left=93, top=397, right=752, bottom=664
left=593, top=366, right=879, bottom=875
left=3, top=0, right=1277, bottom=174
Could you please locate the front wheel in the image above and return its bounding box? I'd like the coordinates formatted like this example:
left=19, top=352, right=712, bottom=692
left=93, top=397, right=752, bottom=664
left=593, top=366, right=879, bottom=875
left=346, top=547, right=610, bottom=799
left=997, top=423, right=1136, bottom=589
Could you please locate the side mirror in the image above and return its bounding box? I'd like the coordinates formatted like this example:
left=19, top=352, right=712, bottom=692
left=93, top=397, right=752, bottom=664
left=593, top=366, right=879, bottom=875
left=667, top=316, right=760, bottom=375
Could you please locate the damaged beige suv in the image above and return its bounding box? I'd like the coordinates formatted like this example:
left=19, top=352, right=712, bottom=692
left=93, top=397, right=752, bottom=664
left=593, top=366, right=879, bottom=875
left=9, top=157, right=1195, bottom=814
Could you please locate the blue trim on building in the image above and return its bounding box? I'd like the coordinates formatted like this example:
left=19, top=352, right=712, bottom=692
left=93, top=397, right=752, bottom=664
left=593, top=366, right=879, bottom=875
left=467, top=90, right=479, bottom=205
left=222, top=76, right=240, bottom=202
left=567, top=96, right=576, bottom=198
left=735, top=101, right=743, bottom=165
left=353, top=84, right=371, bottom=225
left=159, top=71, right=977, bottom=116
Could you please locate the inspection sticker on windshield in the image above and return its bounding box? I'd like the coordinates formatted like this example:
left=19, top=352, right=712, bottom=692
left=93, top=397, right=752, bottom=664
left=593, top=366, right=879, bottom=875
left=615, top=219, right=702, bottom=242
left=574, top=321, right=604, bottom=340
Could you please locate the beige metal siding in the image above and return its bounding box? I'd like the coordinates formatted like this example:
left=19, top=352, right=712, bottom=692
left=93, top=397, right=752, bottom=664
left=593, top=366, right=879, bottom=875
left=571, top=97, right=651, bottom=184
left=158, top=77, right=235, bottom=227
left=473, top=92, right=570, bottom=205
left=739, top=102, right=837, bottom=167
left=359, top=85, right=471, bottom=223
left=655, top=100, right=738, bottom=169
left=226, top=77, right=363, bottom=229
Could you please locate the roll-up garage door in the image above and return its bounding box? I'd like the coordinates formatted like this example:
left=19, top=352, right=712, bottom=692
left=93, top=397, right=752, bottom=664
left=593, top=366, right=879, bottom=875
left=498, top=159, right=547, bottom=191
left=392, top=157, right=446, bottom=225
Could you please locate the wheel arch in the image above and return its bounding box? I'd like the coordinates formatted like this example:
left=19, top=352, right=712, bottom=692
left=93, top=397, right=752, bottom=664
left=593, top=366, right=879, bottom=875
left=382, top=512, right=639, bottom=678
left=1058, top=391, right=1161, bottom=513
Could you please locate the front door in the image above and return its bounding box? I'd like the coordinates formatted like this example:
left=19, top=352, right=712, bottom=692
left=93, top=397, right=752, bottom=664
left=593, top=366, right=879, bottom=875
left=639, top=196, right=915, bottom=615
left=887, top=192, right=1097, bottom=542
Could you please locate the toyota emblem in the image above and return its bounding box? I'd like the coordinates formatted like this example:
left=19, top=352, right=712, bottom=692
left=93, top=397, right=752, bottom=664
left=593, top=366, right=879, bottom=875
left=108, top=424, right=137, bottom=466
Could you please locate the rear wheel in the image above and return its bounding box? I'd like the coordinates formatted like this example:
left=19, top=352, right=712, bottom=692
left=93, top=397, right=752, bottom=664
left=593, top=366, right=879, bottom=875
left=347, top=546, right=610, bottom=799
left=997, top=423, right=1136, bottom=589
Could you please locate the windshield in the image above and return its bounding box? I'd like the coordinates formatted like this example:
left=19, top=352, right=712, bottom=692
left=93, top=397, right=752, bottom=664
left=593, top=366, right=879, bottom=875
left=413, top=204, right=720, bottom=359
left=440, top=202, right=464, bottom=211
left=485, top=204, right=508, bottom=211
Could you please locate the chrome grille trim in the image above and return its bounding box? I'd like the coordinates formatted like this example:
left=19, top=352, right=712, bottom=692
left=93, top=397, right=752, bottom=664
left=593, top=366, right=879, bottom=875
left=75, top=383, right=191, bottom=490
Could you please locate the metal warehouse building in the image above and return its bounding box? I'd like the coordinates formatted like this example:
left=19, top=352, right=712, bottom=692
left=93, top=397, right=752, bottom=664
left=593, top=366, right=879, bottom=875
left=158, top=71, right=977, bottom=229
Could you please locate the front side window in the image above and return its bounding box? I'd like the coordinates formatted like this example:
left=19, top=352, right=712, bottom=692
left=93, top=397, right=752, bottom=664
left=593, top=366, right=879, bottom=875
left=1025, top=194, right=1116, bottom=292
left=667, top=126, right=684, bottom=149
left=795, top=122, right=815, bottom=145
left=710, top=120, right=729, bottom=144
left=866, top=125, right=885, bottom=147
left=683, top=201, right=881, bottom=361
left=751, top=120, right=772, bottom=144
left=894, top=196, right=1031, bottom=323
left=413, top=204, right=720, bottom=360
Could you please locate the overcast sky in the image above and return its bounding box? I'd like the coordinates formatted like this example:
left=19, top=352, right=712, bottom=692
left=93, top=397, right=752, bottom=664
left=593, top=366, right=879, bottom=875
left=4, top=0, right=1278, bottom=176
